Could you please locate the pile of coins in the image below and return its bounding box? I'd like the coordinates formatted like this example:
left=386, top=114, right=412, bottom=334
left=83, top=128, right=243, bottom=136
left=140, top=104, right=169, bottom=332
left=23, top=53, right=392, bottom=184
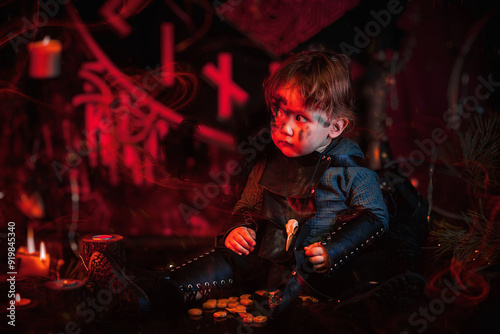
left=187, top=290, right=320, bottom=326
left=187, top=293, right=268, bottom=325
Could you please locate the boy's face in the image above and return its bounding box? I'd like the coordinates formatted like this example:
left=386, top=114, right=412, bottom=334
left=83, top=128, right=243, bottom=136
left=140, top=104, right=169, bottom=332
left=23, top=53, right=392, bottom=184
left=270, top=85, right=343, bottom=157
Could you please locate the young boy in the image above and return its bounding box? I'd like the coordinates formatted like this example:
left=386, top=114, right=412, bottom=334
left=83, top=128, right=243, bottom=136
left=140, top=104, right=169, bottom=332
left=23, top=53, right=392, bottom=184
left=226, top=50, right=388, bottom=305
left=159, top=50, right=389, bottom=311
left=88, top=50, right=389, bottom=316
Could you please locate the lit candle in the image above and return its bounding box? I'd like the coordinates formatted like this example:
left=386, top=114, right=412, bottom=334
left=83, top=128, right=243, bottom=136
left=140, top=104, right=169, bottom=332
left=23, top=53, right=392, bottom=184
left=44, top=279, right=85, bottom=317
left=40, top=241, right=49, bottom=263
left=12, top=293, right=38, bottom=312
left=17, top=229, right=51, bottom=277
left=28, top=36, right=62, bottom=79
left=58, top=279, right=78, bottom=287
left=46, top=278, right=84, bottom=290
left=15, top=293, right=31, bottom=307
left=27, top=226, right=36, bottom=253
left=92, top=235, right=113, bottom=241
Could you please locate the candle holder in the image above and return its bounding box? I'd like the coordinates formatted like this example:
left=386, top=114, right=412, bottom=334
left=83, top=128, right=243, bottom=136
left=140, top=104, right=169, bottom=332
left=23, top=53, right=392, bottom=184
left=28, top=36, right=62, bottom=79
left=14, top=293, right=38, bottom=311
left=2, top=293, right=38, bottom=332
left=80, top=234, right=125, bottom=275
left=44, top=279, right=86, bottom=320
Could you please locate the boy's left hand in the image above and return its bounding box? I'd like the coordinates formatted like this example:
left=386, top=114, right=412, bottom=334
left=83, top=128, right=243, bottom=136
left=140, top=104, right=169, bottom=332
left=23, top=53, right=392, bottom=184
left=304, top=242, right=330, bottom=274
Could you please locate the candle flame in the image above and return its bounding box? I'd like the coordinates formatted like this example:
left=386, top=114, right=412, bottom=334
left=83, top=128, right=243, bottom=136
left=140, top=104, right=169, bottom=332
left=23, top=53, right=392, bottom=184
left=16, top=293, right=21, bottom=303
left=374, top=146, right=380, bottom=162
left=42, top=36, right=50, bottom=45
left=27, top=227, right=35, bottom=254
left=40, top=242, right=47, bottom=261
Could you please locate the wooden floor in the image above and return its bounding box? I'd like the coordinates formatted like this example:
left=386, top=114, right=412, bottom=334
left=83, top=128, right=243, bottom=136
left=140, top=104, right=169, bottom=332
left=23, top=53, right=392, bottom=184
left=2, top=237, right=499, bottom=334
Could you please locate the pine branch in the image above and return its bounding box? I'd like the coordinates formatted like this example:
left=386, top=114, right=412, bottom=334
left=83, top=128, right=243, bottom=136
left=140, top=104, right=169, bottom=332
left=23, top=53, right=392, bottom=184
left=431, top=211, right=500, bottom=265
left=459, top=114, right=500, bottom=193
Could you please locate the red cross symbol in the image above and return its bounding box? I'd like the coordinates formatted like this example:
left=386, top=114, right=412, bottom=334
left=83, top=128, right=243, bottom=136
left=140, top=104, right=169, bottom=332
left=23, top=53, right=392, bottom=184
left=202, top=52, right=249, bottom=120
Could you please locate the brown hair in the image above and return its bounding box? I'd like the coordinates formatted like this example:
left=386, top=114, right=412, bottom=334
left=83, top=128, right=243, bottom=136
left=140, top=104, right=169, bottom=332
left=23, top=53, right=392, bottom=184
left=263, top=50, right=355, bottom=131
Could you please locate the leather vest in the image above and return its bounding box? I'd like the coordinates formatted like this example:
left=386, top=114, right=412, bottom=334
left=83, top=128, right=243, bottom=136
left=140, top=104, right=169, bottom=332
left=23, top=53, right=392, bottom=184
left=256, top=151, right=332, bottom=262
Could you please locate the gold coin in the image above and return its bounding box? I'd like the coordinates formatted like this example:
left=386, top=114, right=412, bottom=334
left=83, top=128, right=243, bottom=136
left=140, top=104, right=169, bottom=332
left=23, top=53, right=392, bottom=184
left=217, top=301, right=228, bottom=308
left=242, top=314, right=253, bottom=323
left=227, top=301, right=239, bottom=308
left=240, top=299, right=253, bottom=306
left=253, top=315, right=267, bottom=323
left=238, top=312, right=251, bottom=318
left=213, top=311, right=227, bottom=318
left=202, top=301, right=216, bottom=309
left=187, top=308, right=202, bottom=316
left=225, top=307, right=236, bottom=314
left=255, top=290, right=268, bottom=297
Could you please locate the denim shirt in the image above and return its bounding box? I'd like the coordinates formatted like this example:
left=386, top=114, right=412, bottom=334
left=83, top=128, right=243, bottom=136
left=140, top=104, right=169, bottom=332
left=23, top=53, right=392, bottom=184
left=232, top=136, right=389, bottom=247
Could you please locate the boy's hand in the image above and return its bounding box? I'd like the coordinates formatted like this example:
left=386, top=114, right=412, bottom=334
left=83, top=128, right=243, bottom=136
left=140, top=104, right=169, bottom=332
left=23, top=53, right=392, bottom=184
left=304, top=242, right=330, bottom=274
left=225, top=227, right=256, bottom=256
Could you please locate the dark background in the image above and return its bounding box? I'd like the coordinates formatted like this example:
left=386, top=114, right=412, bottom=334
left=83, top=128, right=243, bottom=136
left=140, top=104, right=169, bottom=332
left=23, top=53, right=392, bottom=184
left=0, top=0, right=500, bottom=333
left=0, top=0, right=499, bottom=326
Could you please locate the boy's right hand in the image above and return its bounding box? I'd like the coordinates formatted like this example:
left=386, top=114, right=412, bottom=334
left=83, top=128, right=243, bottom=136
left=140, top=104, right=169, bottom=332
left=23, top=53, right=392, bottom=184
left=225, top=227, right=256, bottom=256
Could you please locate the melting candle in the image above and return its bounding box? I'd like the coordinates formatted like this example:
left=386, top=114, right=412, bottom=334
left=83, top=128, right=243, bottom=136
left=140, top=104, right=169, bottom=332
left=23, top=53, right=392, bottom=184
left=17, top=229, right=50, bottom=277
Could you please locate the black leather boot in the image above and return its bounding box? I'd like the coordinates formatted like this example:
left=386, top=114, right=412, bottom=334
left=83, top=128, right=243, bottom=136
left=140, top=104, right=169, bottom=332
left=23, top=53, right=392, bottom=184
left=138, top=246, right=243, bottom=314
